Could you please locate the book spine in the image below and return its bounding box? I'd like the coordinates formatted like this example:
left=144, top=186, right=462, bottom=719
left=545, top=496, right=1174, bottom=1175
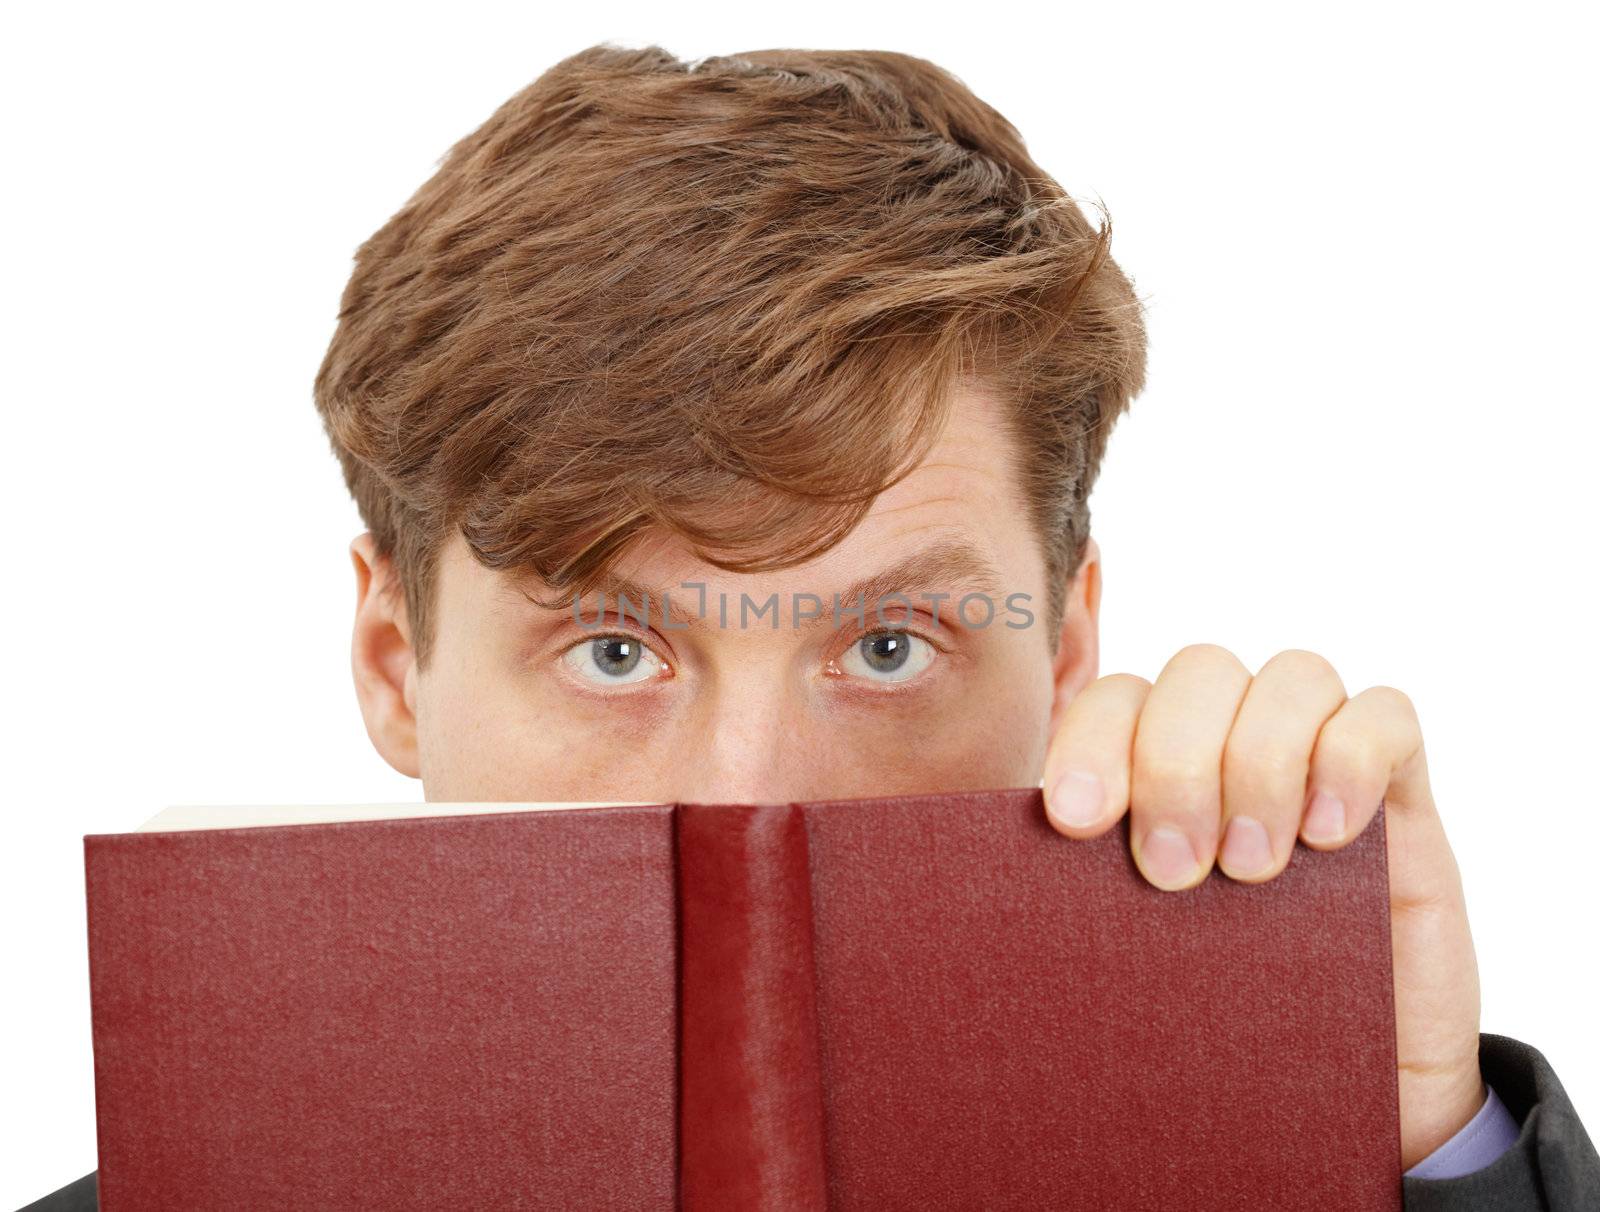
left=676, top=802, right=828, bottom=1210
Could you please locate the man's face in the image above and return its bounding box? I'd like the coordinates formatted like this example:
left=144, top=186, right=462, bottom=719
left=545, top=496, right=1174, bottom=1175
left=352, top=379, right=1102, bottom=803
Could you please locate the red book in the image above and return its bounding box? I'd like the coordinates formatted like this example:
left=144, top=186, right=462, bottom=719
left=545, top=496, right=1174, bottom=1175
left=84, top=789, right=1403, bottom=1209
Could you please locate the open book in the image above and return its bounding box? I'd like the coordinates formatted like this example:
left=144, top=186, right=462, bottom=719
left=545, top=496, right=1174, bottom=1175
left=85, top=789, right=1403, bottom=1210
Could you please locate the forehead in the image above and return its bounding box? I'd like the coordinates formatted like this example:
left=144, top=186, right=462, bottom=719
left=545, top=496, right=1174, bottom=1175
left=856, top=379, right=1023, bottom=538
left=454, top=378, right=1042, bottom=608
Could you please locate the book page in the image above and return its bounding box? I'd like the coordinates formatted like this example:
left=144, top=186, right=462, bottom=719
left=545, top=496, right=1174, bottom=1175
left=137, top=802, right=657, bottom=832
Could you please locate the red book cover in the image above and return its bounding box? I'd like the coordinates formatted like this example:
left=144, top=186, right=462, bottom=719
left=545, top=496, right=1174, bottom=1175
left=85, top=788, right=1403, bottom=1209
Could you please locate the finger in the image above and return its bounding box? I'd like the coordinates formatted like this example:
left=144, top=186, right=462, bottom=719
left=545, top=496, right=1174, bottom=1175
left=1309, top=686, right=1484, bottom=1129
left=1300, top=684, right=1427, bottom=852
left=1304, top=685, right=1465, bottom=965
left=1129, top=644, right=1252, bottom=890
left=1218, top=649, right=1347, bottom=882
left=1042, top=673, right=1151, bottom=837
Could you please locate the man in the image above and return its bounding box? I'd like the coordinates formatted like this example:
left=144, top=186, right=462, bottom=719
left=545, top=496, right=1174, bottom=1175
left=25, top=42, right=1597, bottom=1210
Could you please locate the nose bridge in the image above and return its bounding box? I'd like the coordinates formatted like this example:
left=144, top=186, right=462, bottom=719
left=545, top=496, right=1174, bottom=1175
left=674, top=664, right=799, bottom=805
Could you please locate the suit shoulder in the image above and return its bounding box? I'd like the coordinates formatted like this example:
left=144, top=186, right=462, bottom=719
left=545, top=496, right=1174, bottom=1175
left=16, top=1171, right=96, bottom=1212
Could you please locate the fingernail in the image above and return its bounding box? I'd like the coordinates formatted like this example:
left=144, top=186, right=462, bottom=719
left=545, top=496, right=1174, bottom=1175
left=1049, top=770, right=1104, bottom=828
left=1140, top=826, right=1200, bottom=889
left=1303, top=789, right=1346, bottom=843
left=1219, top=815, right=1274, bottom=877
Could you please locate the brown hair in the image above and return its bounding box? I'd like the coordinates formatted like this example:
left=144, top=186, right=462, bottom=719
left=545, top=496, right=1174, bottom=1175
left=313, top=44, right=1147, bottom=669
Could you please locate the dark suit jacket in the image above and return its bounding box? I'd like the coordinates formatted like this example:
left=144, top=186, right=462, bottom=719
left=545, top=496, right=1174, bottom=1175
left=19, top=1032, right=1598, bottom=1210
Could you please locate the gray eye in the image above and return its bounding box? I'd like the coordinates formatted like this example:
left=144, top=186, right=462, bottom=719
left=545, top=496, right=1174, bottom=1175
left=561, top=633, right=667, bottom=686
left=838, top=630, right=936, bottom=684
left=592, top=636, right=641, bottom=677
left=860, top=632, right=910, bottom=673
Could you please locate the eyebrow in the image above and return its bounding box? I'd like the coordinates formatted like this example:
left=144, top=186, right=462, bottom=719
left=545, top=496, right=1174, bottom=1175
left=501, top=537, right=1004, bottom=631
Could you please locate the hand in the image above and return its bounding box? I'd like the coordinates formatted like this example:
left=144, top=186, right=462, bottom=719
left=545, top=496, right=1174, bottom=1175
left=1041, top=644, right=1488, bottom=1170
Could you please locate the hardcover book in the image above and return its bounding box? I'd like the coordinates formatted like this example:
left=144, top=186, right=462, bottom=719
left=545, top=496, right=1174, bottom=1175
left=84, top=788, right=1403, bottom=1209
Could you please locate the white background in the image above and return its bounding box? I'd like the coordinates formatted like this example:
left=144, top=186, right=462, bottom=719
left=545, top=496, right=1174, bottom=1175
left=4, top=1, right=1595, bottom=1203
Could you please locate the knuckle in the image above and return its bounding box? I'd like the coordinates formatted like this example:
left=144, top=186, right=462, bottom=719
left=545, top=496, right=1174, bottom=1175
left=1362, top=684, right=1425, bottom=751
left=1365, top=683, right=1417, bottom=719
left=1223, top=741, right=1305, bottom=791
left=1135, top=754, right=1215, bottom=798
left=1099, top=671, right=1153, bottom=695
left=1172, top=642, right=1243, bottom=671
left=1317, top=725, right=1380, bottom=777
left=1261, top=647, right=1340, bottom=685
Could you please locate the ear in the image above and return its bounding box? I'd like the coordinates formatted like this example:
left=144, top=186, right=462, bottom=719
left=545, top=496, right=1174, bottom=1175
left=349, top=532, right=421, bottom=779
left=1048, top=534, right=1102, bottom=737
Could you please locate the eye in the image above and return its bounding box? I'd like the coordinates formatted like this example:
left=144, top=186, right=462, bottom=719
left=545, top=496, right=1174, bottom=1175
left=560, top=633, right=671, bottom=686
left=836, top=630, right=936, bottom=684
